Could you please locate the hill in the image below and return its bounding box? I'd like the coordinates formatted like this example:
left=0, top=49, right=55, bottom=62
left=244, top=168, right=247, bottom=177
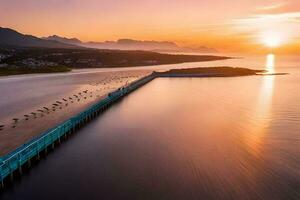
left=42, top=35, right=82, bottom=45
left=0, top=27, right=78, bottom=48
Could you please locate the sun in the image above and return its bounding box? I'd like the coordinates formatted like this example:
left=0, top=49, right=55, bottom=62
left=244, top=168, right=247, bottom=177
left=264, top=35, right=281, bottom=48
left=260, top=31, right=283, bottom=48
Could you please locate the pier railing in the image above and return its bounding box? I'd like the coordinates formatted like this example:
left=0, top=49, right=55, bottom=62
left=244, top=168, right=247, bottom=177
left=0, top=73, right=155, bottom=183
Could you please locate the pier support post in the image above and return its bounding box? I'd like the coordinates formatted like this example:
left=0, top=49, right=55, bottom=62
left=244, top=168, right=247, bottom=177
left=28, top=159, right=31, bottom=168
left=10, top=173, right=13, bottom=182
left=19, top=166, right=23, bottom=175
left=1, top=180, right=4, bottom=189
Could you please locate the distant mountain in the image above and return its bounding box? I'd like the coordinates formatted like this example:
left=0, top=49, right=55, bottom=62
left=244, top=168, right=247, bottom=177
left=83, top=39, right=218, bottom=53
left=0, top=27, right=218, bottom=53
left=153, top=46, right=219, bottom=54
left=43, top=35, right=82, bottom=45
left=44, top=35, right=218, bottom=53
left=0, top=27, right=78, bottom=48
left=83, top=39, right=179, bottom=51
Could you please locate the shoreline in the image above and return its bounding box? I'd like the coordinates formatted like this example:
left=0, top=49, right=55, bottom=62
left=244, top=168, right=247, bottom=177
left=0, top=66, right=71, bottom=76
left=0, top=56, right=232, bottom=77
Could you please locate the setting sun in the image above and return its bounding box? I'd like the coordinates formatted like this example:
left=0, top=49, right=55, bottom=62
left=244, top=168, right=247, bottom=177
left=264, top=35, right=281, bottom=48
left=261, top=31, right=284, bottom=48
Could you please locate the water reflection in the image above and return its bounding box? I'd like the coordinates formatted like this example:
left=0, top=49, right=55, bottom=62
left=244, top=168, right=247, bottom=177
left=266, top=54, right=275, bottom=74
left=245, top=54, right=275, bottom=156
left=261, top=54, right=276, bottom=103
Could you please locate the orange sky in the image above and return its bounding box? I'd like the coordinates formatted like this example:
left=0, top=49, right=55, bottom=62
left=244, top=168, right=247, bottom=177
left=1, top=0, right=300, bottom=54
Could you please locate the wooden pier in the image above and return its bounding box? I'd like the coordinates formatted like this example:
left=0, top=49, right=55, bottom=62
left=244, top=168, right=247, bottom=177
left=0, top=73, right=156, bottom=188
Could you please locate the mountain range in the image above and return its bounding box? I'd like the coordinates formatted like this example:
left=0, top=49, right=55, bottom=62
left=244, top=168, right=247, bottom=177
left=0, top=27, right=218, bottom=53
left=0, top=27, right=77, bottom=48
left=44, top=36, right=218, bottom=53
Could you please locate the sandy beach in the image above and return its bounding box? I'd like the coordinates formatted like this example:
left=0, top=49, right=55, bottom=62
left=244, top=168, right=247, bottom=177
left=0, top=69, right=151, bottom=156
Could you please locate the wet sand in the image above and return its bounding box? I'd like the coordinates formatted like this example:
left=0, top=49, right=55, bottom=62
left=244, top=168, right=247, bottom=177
left=0, top=69, right=151, bottom=156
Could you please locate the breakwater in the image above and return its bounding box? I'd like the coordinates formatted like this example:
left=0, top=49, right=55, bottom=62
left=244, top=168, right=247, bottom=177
left=0, top=73, right=156, bottom=188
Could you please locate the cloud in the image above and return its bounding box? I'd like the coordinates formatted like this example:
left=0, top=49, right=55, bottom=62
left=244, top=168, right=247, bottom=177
left=257, top=2, right=288, bottom=11
left=256, top=1, right=300, bottom=14
left=232, top=12, right=300, bottom=26
left=292, top=17, right=300, bottom=22
left=230, top=11, right=300, bottom=46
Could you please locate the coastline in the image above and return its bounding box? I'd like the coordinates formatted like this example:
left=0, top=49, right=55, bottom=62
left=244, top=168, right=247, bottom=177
left=0, top=66, right=71, bottom=76
left=0, top=56, right=231, bottom=77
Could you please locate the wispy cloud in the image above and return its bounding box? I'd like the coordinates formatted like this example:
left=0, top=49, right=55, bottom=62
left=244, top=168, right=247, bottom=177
left=257, top=2, right=288, bottom=11
left=256, top=1, right=300, bottom=14
left=230, top=11, right=300, bottom=45
left=233, top=12, right=300, bottom=24
left=292, top=16, right=300, bottom=22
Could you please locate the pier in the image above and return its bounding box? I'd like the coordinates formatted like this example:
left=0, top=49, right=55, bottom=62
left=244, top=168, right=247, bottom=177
left=0, top=73, right=156, bottom=188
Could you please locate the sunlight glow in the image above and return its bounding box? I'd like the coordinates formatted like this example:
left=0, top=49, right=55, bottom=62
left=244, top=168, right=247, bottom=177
left=261, top=31, right=284, bottom=48
left=266, top=54, right=275, bottom=73
left=243, top=54, right=276, bottom=156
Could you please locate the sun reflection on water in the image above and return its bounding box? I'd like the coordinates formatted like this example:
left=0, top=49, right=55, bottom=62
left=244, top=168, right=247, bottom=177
left=266, top=54, right=275, bottom=74
left=243, top=54, right=276, bottom=157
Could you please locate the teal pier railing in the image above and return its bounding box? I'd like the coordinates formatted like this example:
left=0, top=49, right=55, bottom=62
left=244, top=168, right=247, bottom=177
left=0, top=73, right=155, bottom=186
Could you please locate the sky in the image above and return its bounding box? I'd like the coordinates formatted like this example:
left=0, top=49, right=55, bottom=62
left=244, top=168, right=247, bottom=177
left=1, top=0, right=300, bottom=54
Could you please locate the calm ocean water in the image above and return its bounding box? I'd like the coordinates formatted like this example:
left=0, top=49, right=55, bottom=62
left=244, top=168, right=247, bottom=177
left=1, top=55, right=300, bottom=199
